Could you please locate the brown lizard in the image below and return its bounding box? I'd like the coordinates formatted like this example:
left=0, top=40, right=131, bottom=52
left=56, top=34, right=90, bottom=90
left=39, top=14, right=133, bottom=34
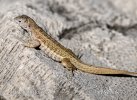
left=14, top=15, right=137, bottom=76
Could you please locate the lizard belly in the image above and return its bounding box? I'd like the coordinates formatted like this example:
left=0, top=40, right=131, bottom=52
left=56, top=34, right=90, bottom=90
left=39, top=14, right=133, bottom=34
left=40, top=45, right=62, bottom=61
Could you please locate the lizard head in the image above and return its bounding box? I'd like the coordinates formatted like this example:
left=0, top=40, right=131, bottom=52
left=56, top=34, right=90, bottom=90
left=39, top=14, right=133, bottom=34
left=14, top=15, right=35, bottom=31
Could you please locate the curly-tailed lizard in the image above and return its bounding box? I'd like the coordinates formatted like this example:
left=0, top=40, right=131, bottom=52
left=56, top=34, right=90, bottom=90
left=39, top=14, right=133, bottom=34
left=14, top=15, right=137, bottom=76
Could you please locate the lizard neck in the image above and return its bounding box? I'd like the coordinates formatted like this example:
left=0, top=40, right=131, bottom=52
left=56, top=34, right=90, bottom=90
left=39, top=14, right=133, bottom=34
left=30, top=24, right=48, bottom=40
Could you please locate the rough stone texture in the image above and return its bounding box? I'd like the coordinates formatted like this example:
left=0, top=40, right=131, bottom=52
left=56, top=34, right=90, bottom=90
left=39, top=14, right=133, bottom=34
left=0, top=0, right=137, bottom=100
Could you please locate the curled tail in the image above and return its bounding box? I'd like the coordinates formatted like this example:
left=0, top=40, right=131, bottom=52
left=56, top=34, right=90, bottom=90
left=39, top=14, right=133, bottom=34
left=71, top=59, right=137, bottom=76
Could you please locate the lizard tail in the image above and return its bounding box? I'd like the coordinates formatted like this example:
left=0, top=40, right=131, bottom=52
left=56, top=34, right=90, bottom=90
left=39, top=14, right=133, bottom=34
left=71, top=59, right=137, bottom=76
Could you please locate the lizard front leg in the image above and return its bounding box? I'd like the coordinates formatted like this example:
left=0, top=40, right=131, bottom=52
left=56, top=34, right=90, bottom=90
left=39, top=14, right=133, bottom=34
left=23, top=39, right=41, bottom=48
left=13, top=33, right=40, bottom=48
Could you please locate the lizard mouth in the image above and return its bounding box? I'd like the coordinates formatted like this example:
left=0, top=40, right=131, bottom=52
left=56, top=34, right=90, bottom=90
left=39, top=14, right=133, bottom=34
left=21, top=27, right=28, bottom=32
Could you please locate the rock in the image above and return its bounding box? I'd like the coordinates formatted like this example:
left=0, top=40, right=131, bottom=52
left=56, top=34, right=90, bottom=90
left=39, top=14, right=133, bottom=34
left=0, top=0, right=137, bottom=100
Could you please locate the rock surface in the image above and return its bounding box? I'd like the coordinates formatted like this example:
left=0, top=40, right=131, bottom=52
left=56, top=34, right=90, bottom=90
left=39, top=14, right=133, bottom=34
left=0, top=0, right=137, bottom=100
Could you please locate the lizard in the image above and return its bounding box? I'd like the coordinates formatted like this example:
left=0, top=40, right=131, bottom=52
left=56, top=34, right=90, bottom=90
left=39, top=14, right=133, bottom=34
left=14, top=15, right=137, bottom=76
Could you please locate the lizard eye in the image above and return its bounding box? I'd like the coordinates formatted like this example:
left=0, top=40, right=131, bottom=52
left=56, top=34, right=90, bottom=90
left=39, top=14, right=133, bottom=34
left=19, top=20, right=21, bottom=22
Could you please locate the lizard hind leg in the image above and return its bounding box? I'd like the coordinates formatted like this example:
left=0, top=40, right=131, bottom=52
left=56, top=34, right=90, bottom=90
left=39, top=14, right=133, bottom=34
left=61, top=58, right=77, bottom=75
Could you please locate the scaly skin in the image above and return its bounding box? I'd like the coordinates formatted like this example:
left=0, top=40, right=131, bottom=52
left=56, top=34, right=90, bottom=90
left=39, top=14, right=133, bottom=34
left=14, top=15, right=137, bottom=76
